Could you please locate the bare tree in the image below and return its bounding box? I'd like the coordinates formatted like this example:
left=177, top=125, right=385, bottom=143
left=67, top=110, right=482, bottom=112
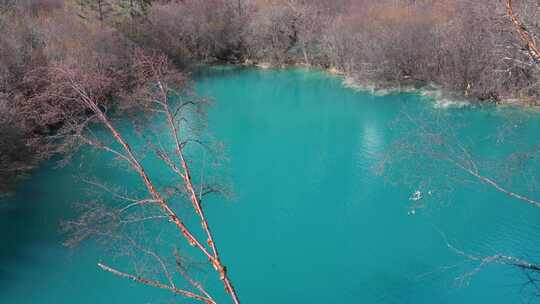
left=284, top=0, right=331, bottom=66
left=40, top=50, right=240, bottom=304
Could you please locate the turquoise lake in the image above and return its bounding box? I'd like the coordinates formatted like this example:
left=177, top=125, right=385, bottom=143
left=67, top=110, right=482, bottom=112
left=1, top=67, right=540, bottom=303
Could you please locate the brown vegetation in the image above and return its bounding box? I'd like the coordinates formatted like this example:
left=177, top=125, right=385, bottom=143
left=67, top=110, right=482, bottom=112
left=116, top=0, right=540, bottom=104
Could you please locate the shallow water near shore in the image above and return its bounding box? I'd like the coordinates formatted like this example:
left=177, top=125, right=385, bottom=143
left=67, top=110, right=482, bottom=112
left=2, top=67, right=540, bottom=303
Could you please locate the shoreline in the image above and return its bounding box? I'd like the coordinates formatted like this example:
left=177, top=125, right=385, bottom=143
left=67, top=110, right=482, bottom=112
left=232, top=60, right=540, bottom=109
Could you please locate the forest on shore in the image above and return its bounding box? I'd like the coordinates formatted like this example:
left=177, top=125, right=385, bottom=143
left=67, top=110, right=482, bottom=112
left=1, top=0, right=540, bottom=194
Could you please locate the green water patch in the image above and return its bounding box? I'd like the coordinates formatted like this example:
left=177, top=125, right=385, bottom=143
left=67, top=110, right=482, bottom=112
left=1, top=68, right=540, bottom=303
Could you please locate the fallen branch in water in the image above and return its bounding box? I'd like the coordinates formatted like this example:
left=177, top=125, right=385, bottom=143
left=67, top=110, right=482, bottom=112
left=440, top=231, right=540, bottom=287
left=98, top=263, right=216, bottom=304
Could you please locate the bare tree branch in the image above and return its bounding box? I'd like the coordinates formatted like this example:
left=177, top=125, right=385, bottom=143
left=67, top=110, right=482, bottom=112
left=507, top=0, right=540, bottom=63
left=97, top=263, right=215, bottom=304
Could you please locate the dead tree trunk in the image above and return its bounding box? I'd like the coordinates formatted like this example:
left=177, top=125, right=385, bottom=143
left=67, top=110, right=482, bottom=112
left=506, top=0, right=540, bottom=62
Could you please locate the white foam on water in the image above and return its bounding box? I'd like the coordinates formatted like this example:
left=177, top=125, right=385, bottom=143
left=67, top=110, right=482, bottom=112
left=342, top=76, right=376, bottom=92
left=341, top=77, right=404, bottom=96
left=340, top=74, right=475, bottom=109
left=256, top=62, right=272, bottom=69
left=432, top=97, right=470, bottom=109
left=419, top=88, right=471, bottom=109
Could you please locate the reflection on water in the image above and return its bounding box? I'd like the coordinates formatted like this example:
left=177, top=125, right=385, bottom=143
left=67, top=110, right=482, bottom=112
left=361, top=120, right=382, bottom=158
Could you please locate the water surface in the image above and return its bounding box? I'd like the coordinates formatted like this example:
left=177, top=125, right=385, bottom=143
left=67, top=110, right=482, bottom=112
left=1, top=67, right=540, bottom=303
